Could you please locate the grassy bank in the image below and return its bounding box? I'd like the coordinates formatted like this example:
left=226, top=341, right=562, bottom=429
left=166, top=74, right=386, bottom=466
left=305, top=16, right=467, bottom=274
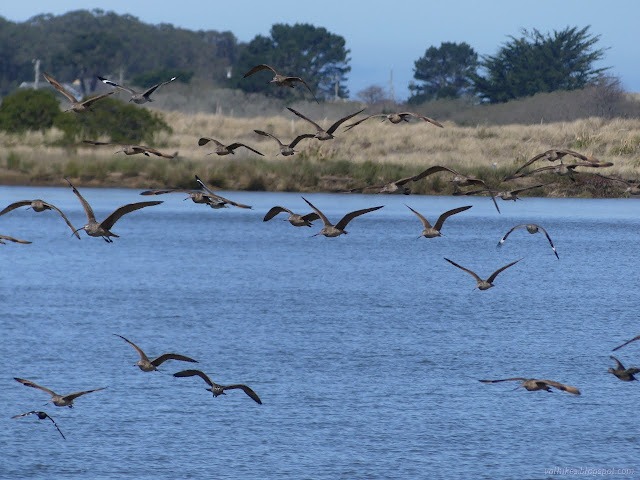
left=1, top=110, right=639, bottom=198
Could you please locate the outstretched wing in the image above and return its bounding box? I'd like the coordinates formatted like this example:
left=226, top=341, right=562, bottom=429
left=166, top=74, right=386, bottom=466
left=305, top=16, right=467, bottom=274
left=42, top=202, right=81, bottom=239
left=301, top=197, right=330, bottom=227
left=65, top=177, right=96, bottom=223
left=42, top=72, right=78, bottom=103
left=81, top=91, right=116, bottom=108
left=0, top=235, right=31, bottom=244
left=612, top=334, right=640, bottom=352
left=151, top=353, right=198, bottom=367
left=227, top=143, right=264, bottom=156
left=433, top=205, right=472, bottom=232
left=254, top=130, right=284, bottom=147
left=173, top=369, right=214, bottom=387
left=398, top=112, right=444, bottom=128
left=444, top=258, right=483, bottom=283
left=114, top=334, right=150, bottom=363
left=198, top=137, right=224, bottom=147
left=62, top=387, right=106, bottom=402
left=141, top=77, right=176, bottom=97
left=343, top=114, right=385, bottom=132
left=540, top=380, right=581, bottom=395
left=14, top=377, right=57, bottom=397
left=289, top=134, right=315, bottom=148
left=0, top=200, right=33, bottom=216
left=263, top=206, right=294, bottom=222
left=287, top=107, right=323, bottom=132
left=326, top=109, right=366, bottom=135
left=405, top=204, right=432, bottom=229
left=243, top=64, right=277, bottom=78
left=478, top=378, right=526, bottom=384
left=100, top=201, right=163, bottom=231
left=532, top=224, right=559, bottom=259
left=98, top=76, right=136, bottom=94
left=335, top=205, right=383, bottom=231
left=486, top=259, right=522, bottom=284
left=497, top=224, right=527, bottom=247
left=223, top=384, right=262, bottom=404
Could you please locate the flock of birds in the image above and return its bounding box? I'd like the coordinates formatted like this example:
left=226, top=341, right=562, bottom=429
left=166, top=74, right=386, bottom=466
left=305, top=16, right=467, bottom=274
left=7, top=64, right=640, bottom=439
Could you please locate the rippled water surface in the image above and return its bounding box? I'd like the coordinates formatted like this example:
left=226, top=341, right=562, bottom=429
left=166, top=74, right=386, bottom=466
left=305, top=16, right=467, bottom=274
left=1, top=186, right=639, bottom=479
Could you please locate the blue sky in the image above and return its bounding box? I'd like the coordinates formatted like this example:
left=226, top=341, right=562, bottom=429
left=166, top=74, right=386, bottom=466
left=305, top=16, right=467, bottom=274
left=4, top=0, right=638, bottom=101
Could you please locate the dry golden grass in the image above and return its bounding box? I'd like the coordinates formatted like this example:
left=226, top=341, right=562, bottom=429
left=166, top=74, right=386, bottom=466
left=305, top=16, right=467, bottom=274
left=1, top=109, right=640, bottom=195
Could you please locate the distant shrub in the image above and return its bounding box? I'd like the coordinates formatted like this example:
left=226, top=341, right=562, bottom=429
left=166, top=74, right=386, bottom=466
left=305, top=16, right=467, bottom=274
left=53, top=96, right=172, bottom=144
left=0, top=89, right=61, bottom=133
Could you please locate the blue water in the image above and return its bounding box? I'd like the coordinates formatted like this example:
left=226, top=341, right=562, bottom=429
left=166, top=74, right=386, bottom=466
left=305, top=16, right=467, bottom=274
left=1, top=186, right=639, bottom=479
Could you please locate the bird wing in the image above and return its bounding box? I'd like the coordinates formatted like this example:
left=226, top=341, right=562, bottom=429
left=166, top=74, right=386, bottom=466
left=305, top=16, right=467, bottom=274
left=335, top=205, right=384, bottom=231
left=81, top=91, right=116, bottom=107
left=198, top=137, right=224, bottom=147
left=151, top=353, right=198, bottom=367
left=0, top=235, right=31, bottom=244
left=65, top=177, right=96, bottom=223
left=596, top=174, right=632, bottom=187
left=612, top=334, right=640, bottom=352
left=194, top=175, right=217, bottom=195
left=540, top=380, right=581, bottom=395
left=287, top=107, right=323, bottom=132
left=98, top=76, right=136, bottom=94
left=398, top=112, right=444, bottom=128
left=14, top=377, right=58, bottom=397
left=222, top=384, right=262, bottom=404
left=0, top=200, right=33, bottom=216
left=253, top=130, right=284, bottom=147
left=343, top=114, right=385, bottom=131
left=206, top=193, right=251, bottom=209
left=140, top=189, right=197, bottom=196
left=302, top=212, right=320, bottom=222
left=497, top=224, right=526, bottom=247
left=141, top=77, right=176, bottom=97
left=444, top=258, right=483, bottom=283
left=113, top=334, right=150, bottom=362
left=451, top=189, right=490, bottom=197
left=610, top=356, right=625, bottom=370
left=83, top=140, right=118, bottom=147
left=100, top=201, right=163, bottom=231
left=411, top=166, right=457, bottom=183
left=433, top=205, right=472, bottom=232
left=289, top=134, right=315, bottom=148
left=513, top=152, right=551, bottom=175
left=326, top=109, right=367, bottom=135
left=263, top=206, right=293, bottom=221
left=62, top=387, right=106, bottom=402
left=41, top=202, right=81, bottom=239
left=510, top=183, right=553, bottom=195
left=405, top=204, right=432, bottom=229
left=478, top=378, right=526, bottom=383
left=486, top=259, right=522, bottom=284
left=227, top=143, right=264, bottom=156
left=42, top=72, right=78, bottom=102
left=139, top=146, right=176, bottom=159
left=288, top=77, right=319, bottom=104
left=173, top=369, right=214, bottom=387
left=301, top=197, right=330, bottom=226
left=46, top=414, right=66, bottom=439
left=532, top=224, right=559, bottom=259
left=12, top=411, right=40, bottom=419
left=243, top=64, right=277, bottom=78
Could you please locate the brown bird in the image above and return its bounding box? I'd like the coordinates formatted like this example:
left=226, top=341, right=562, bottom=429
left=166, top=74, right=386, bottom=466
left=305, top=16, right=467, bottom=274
left=612, top=334, right=640, bottom=352
left=12, top=411, right=66, bottom=439
left=0, top=199, right=80, bottom=239
left=302, top=197, right=383, bottom=237
left=505, top=162, right=613, bottom=182
left=14, top=377, right=106, bottom=408
left=65, top=177, right=163, bottom=242
left=345, top=165, right=463, bottom=195
left=343, top=112, right=443, bottom=131
left=98, top=75, right=176, bottom=104
left=243, top=64, right=319, bottom=103
left=197, top=137, right=263, bottom=156
left=608, top=356, right=640, bottom=381
left=253, top=130, right=314, bottom=156
left=406, top=204, right=472, bottom=238
left=83, top=140, right=178, bottom=159
left=444, top=258, right=522, bottom=290
left=596, top=174, right=640, bottom=196
left=287, top=107, right=365, bottom=140
left=453, top=183, right=552, bottom=202
left=263, top=206, right=320, bottom=227
left=141, top=175, right=251, bottom=209
left=0, top=234, right=31, bottom=245
left=479, top=378, right=581, bottom=395
left=42, top=72, right=115, bottom=112
left=512, top=149, right=604, bottom=176
left=114, top=334, right=198, bottom=372
left=173, top=369, right=262, bottom=404
left=497, top=224, right=559, bottom=259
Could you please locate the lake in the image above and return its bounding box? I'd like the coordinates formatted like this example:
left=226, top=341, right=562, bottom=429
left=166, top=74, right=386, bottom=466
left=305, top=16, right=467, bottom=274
left=1, top=185, right=639, bottom=479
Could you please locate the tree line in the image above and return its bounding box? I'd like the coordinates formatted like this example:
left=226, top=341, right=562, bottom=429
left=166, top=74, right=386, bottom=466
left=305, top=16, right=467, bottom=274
left=0, top=10, right=611, bottom=105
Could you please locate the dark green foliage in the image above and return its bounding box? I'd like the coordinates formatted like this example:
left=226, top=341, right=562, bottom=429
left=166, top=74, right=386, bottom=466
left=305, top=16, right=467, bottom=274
left=53, top=96, right=171, bottom=144
left=0, top=9, right=238, bottom=95
left=131, top=69, right=193, bottom=87
left=409, top=42, right=478, bottom=104
left=233, top=23, right=351, bottom=100
left=473, top=26, right=609, bottom=103
left=0, top=88, right=61, bottom=132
